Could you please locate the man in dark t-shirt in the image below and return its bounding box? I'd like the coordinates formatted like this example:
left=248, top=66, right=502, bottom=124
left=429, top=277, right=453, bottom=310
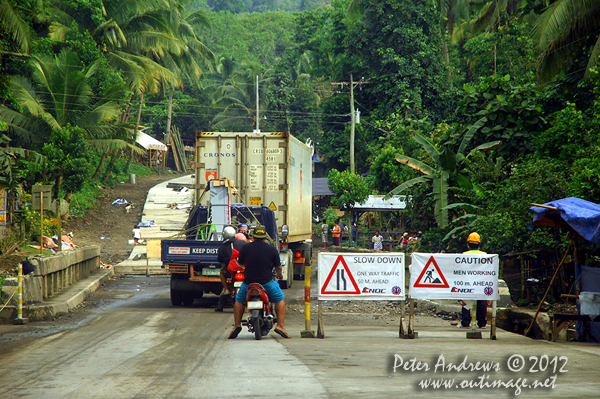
left=228, top=226, right=290, bottom=339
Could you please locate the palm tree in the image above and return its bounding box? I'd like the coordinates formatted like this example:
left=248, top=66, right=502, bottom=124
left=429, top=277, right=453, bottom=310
left=451, top=0, right=522, bottom=44
left=385, top=117, right=499, bottom=227
left=437, top=0, right=471, bottom=84
left=211, top=61, right=272, bottom=131
left=0, top=49, right=137, bottom=153
left=532, top=0, right=600, bottom=81
left=0, top=0, right=30, bottom=55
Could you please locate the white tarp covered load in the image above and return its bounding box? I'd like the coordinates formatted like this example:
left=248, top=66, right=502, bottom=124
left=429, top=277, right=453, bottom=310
left=136, top=131, right=168, bottom=151
left=409, top=252, right=499, bottom=300
left=318, top=253, right=405, bottom=300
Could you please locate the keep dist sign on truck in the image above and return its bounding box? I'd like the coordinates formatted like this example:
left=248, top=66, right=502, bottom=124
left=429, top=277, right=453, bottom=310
left=318, top=253, right=405, bottom=301
left=409, top=253, right=499, bottom=300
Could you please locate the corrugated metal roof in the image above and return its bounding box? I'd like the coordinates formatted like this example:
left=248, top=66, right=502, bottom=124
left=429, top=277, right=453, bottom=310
left=313, top=177, right=334, bottom=196
left=353, top=195, right=409, bottom=210
left=136, top=131, right=168, bottom=151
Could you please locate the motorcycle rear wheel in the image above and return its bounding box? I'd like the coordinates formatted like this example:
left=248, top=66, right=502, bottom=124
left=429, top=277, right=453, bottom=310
left=253, top=316, right=262, bottom=340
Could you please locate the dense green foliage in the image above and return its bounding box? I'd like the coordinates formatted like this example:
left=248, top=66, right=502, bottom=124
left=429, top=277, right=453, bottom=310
left=327, top=169, right=370, bottom=210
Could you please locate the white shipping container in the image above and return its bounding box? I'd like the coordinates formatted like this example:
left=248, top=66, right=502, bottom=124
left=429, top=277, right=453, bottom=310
left=195, top=132, right=312, bottom=243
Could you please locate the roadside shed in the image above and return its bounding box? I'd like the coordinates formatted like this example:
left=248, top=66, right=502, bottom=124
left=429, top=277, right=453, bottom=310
left=530, top=197, right=600, bottom=341
left=136, top=131, right=168, bottom=167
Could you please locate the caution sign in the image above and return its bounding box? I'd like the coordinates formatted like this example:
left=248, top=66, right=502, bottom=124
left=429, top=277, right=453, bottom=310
left=249, top=196, right=261, bottom=206
left=409, top=253, right=499, bottom=300
left=268, top=201, right=277, bottom=211
left=318, top=253, right=405, bottom=301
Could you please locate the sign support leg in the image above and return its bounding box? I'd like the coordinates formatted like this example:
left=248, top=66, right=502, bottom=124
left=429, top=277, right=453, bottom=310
left=317, top=299, right=325, bottom=338
left=407, top=297, right=417, bottom=338
left=490, top=300, right=497, bottom=340
left=399, top=299, right=406, bottom=337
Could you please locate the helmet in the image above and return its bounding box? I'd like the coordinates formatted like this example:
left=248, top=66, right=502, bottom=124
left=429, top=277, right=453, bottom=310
left=467, top=232, right=481, bottom=244
left=235, top=232, right=247, bottom=242
left=252, top=225, right=268, bottom=239
left=238, top=223, right=249, bottom=234
left=222, top=226, right=236, bottom=240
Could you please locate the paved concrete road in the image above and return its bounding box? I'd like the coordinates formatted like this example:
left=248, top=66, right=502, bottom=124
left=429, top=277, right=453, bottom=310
left=0, top=278, right=326, bottom=399
left=2, top=280, right=600, bottom=399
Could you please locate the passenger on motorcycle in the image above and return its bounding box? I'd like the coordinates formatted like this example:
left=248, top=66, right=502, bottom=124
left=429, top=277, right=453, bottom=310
left=216, top=226, right=247, bottom=312
left=228, top=225, right=290, bottom=339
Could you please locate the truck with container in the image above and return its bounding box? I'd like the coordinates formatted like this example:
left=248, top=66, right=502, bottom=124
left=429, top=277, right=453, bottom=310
left=161, top=132, right=313, bottom=306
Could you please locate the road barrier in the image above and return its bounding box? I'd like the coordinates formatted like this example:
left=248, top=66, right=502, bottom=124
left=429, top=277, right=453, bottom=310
left=300, top=264, right=315, bottom=338
left=12, top=263, right=28, bottom=325
left=316, top=252, right=500, bottom=340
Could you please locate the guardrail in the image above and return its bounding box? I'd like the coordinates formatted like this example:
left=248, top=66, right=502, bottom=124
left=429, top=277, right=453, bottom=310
left=2, top=246, right=101, bottom=304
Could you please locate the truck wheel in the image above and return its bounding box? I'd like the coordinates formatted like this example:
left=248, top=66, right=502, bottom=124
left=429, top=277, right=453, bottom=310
left=182, top=293, right=194, bottom=306
left=170, top=287, right=183, bottom=306
left=279, top=251, right=293, bottom=289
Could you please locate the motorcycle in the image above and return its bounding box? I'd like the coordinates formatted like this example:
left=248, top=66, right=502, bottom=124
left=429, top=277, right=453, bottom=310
left=241, top=282, right=276, bottom=340
left=232, top=270, right=245, bottom=298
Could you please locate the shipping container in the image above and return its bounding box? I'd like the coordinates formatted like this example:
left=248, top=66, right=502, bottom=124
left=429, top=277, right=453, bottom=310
left=195, top=132, right=312, bottom=244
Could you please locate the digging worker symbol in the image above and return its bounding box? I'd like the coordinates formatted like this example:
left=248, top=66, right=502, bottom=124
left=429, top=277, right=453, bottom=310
left=424, top=268, right=434, bottom=283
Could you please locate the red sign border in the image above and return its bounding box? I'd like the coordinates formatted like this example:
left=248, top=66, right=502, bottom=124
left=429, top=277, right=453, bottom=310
left=413, top=256, right=450, bottom=288
left=321, top=255, right=361, bottom=295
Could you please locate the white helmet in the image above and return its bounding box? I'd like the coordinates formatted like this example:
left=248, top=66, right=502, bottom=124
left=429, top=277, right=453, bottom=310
left=222, top=226, right=236, bottom=240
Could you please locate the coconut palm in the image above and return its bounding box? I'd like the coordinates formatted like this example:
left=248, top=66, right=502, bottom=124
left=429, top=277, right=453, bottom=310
left=211, top=61, right=273, bottom=131
left=0, top=49, right=136, bottom=153
left=438, top=0, right=471, bottom=84
left=532, top=0, right=600, bottom=81
left=451, top=0, right=522, bottom=44
left=0, top=0, right=30, bottom=55
left=47, top=0, right=181, bottom=94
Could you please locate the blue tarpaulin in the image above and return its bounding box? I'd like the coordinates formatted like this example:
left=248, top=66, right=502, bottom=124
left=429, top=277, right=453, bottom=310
left=530, top=197, right=600, bottom=244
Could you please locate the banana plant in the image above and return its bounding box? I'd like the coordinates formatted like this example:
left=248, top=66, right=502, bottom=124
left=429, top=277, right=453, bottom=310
left=385, top=116, right=500, bottom=227
left=441, top=202, right=483, bottom=241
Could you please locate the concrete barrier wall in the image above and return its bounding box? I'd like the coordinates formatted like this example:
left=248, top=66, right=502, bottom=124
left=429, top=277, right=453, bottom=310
left=1, top=246, right=101, bottom=305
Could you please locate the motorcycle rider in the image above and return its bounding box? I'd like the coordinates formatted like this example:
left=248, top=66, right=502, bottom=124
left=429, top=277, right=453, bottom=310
left=228, top=225, right=290, bottom=339
left=216, top=226, right=247, bottom=312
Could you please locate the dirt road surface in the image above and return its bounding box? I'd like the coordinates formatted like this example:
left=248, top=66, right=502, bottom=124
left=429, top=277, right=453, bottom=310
left=63, top=174, right=178, bottom=266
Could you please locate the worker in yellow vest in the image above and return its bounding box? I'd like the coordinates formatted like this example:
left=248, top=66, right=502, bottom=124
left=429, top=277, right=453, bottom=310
left=459, top=232, right=488, bottom=328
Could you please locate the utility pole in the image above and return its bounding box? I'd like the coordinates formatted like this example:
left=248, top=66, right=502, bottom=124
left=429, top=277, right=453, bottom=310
left=255, top=75, right=260, bottom=133
left=350, top=74, right=355, bottom=174
left=331, top=76, right=369, bottom=174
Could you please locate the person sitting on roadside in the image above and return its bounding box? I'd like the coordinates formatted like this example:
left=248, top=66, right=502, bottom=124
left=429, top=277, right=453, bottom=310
left=216, top=226, right=247, bottom=312
left=228, top=226, right=290, bottom=339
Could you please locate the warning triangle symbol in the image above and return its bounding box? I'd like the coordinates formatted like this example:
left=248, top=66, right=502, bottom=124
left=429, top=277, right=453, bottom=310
left=321, top=255, right=361, bottom=295
left=414, top=256, right=450, bottom=288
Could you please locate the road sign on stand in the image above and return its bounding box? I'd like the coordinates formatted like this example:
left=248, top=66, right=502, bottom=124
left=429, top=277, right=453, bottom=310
left=318, top=253, right=405, bottom=301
